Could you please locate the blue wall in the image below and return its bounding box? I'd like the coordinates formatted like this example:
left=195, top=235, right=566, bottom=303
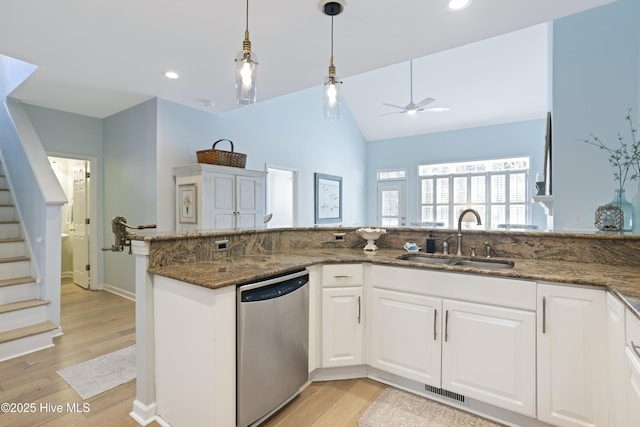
left=553, top=0, right=640, bottom=231
left=366, top=119, right=547, bottom=228
left=211, top=86, right=368, bottom=227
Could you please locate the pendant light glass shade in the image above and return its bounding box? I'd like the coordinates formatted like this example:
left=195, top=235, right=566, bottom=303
left=323, top=14, right=342, bottom=119
left=324, top=61, right=341, bottom=119
left=235, top=0, right=257, bottom=105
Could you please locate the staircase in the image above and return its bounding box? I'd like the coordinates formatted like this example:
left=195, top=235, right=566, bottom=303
left=0, top=164, right=57, bottom=362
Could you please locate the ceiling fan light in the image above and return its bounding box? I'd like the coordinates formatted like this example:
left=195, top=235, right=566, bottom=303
left=447, top=0, right=471, bottom=11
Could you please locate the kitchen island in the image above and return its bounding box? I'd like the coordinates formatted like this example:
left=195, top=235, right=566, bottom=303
left=129, top=227, right=640, bottom=427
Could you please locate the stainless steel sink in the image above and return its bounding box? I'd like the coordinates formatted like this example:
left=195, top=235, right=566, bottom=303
left=451, top=259, right=514, bottom=269
left=397, top=254, right=456, bottom=265
left=397, top=254, right=514, bottom=269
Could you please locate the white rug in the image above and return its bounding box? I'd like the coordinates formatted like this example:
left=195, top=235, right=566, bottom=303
left=358, top=388, right=505, bottom=427
left=57, top=345, right=136, bottom=400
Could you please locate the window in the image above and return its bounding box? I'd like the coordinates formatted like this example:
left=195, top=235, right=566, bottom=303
left=419, top=157, right=530, bottom=229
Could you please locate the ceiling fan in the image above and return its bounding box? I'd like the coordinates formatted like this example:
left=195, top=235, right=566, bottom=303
left=381, top=59, right=450, bottom=116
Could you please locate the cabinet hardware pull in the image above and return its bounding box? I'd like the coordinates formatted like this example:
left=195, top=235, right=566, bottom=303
left=433, top=309, right=437, bottom=341
left=542, top=297, right=546, bottom=334
left=445, top=310, right=449, bottom=342
left=632, top=341, right=640, bottom=359
left=333, top=275, right=353, bottom=279
left=357, top=296, right=361, bottom=324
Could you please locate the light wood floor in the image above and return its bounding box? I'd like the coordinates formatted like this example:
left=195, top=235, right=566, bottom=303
left=0, top=280, right=385, bottom=427
left=0, top=279, right=159, bottom=427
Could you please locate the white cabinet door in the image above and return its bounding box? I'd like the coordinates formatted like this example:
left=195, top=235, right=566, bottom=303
left=322, top=287, right=363, bottom=367
left=537, top=284, right=607, bottom=427
left=606, top=293, right=626, bottom=427
left=369, top=288, right=442, bottom=386
left=210, top=173, right=235, bottom=230
left=625, top=346, right=640, bottom=427
left=441, top=299, right=536, bottom=417
left=236, top=175, right=264, bottom=230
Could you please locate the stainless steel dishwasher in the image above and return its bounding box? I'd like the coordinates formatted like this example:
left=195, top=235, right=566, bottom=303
left=237, top=269, right=309, bottom=427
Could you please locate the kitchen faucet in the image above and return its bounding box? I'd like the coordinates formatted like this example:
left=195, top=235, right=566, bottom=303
left=456, top=209, right=482, bottom=256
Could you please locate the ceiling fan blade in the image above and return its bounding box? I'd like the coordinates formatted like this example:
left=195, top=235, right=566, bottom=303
left=380, top=110, right=407, bottom=116
left=381, top=103, right=407, bottom=110
left=422, top=106, right=451, bottom=112
left=415, top=97, right=435, bottom=108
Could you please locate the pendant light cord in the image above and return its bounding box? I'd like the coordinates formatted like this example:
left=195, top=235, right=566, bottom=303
left=330, top=16, right=334, bottom=59
left=245, top=0, right=249, bottom=31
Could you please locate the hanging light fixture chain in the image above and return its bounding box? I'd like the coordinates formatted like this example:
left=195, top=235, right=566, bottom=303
left=243, top=0, right=251, bottom=54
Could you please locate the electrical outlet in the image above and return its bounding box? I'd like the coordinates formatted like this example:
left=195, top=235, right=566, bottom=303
left=215, top=240, right=229, bottom=251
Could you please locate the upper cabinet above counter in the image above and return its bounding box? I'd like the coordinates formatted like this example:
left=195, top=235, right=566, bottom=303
left=173, top=164, right=266, bottom=233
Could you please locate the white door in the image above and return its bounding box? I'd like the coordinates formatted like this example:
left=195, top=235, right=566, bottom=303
left=369, top=288, right=442, bottom=386
left=321, top=287, right=363, bottom=367
left=377, top=180, right=406, bottom=227
left=441, top=299, right=536, bottom=417
left=71, top=164, right=89, bottom=288
left=537, top=284, right=607, bottom=427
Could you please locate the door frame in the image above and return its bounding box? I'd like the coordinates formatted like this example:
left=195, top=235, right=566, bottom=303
left=48, top=152, right=100, bottom=290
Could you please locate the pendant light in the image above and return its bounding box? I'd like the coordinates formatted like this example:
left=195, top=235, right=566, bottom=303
left=321, top=1, right=345, bottom=119
left=235, top=0, right=257, bottom=105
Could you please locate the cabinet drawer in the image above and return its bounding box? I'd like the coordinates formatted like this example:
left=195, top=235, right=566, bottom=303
left=322, top=264, right=363, bottom=287
left=627, top=310, right=640, bottom=361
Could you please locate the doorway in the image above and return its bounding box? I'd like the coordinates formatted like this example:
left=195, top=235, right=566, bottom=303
left=376, top=180, right=406, bottom=227
left=266, top=165, right=297, bottom=228
left=49, top=155, right=99, bottom=290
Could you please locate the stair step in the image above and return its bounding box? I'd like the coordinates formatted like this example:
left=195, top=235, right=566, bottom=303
left=0, top=222, right=20, bottom=239
left=0, top=320, right=57, bottom=344
left=0, top=255, right=30, bottom=264
left=0, top=299, right=50, bottom=315
left=0, top=276, right=37, bottom=288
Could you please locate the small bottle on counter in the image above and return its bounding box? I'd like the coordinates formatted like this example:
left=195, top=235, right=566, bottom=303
left=426, top=231, right=436, bottom=254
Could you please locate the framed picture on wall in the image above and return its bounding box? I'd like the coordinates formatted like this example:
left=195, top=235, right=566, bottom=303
left=314, top=173, right=342, bottom=224
left=178, top=184, right=197, bottom=224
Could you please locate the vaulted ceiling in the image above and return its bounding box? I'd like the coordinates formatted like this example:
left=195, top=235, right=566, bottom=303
left=0, top=0, right=616, bottom=141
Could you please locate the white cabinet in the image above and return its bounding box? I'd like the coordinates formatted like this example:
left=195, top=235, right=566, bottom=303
left=369, top=288, right=441, bottom=386
left=606, top=293, right=626, bottom=427
left=321, top=264, right=364, bottom=368
left=367, top=265, right=536, bottom=417
left=625, top=311, right=640, bottom=427
left=441, top=299, right=536, bottom=416
left=537, top=283, right=607, bottom=427
left=173, top=164, right=266, bottom=231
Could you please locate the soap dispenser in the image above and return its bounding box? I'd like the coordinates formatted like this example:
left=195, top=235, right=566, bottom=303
left=426, top=231, right=436, bottom=254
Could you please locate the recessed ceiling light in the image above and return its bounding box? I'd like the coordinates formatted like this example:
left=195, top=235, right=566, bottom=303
left=447, top=0, right=472, bottom=11
left=164, top=71, right=179, bottom=79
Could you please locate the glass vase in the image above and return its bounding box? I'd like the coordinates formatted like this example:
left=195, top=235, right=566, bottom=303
left=611, top=188, right=632, bottom=232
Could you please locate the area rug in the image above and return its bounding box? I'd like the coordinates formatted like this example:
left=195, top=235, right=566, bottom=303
left=57, top=345, right=136, bottom=400
left=358, top=388, right=504, bottom=427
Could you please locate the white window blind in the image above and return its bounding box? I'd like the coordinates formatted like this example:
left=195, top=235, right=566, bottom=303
left=419, top=157, right=530, bottom=229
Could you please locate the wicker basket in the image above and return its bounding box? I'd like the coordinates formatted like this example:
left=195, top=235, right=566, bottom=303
left=196, top=139, right=247, bottom=168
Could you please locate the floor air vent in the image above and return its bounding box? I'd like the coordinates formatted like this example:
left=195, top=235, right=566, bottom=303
left=424, top=384, right=466, bottom=403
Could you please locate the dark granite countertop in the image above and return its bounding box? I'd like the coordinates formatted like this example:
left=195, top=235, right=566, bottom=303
left=147, top=248, right=640, bottom=319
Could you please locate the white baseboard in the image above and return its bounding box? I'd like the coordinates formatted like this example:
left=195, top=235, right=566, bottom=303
left=104, top=284, right=135, bottom=301
left=129, top=399, right=157, bottom=426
